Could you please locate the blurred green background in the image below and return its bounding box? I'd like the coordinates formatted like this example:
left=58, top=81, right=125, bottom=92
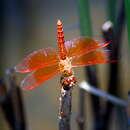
left=0, top=0, right=130, bottom=130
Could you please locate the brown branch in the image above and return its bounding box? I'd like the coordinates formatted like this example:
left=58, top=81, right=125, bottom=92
left=58, top=87, right=72, bottom=130
left=58, top=75, right=75, bottom=130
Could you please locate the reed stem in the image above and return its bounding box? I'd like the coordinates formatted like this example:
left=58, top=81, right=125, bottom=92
left=77, top=0, right=101, bottom=129
left=102, top=0, right=125, bottom=129
left=125, top=0, right=130, bottom=46
left=107, top=0, right=118, bottom=25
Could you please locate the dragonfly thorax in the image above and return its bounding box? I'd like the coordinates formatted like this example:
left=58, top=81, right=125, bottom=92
left=59, top=57, right=73, bottom=77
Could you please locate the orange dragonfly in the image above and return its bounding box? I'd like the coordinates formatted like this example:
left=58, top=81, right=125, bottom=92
left=15, top=20, right=112, bottom=91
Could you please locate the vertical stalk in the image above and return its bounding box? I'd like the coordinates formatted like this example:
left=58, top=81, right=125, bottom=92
left=6, top=68, right=27, bottom=130
left=77, top=0, right=92, bottom=37
left=102, top=0, right=125, bottom=129
left=77, top=1, right=91, bottom=129
left=0, top=79, right=9, bottom=130
left=0, top=79, right=16, bottom=130
left=58, top=76, right=76, bottom=130
left=107, top=0, right=118, bottom=25
left=77, top=0, right=101, bottom=130
left=125, top=0, right=130, bottom=46
left=59, top=87, right=72, bottom=130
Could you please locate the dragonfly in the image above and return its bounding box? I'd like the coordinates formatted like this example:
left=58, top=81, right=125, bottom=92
left=15, top=20, right=113, bottom=91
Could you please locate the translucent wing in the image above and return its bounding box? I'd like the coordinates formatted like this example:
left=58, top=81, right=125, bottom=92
left=21, top=64, right=59, bottom=90
left=15, top=48, right=59, bottom=73
left=65, top=37, right=109, bottom=57
left=72, top=50, right=111, bottom=67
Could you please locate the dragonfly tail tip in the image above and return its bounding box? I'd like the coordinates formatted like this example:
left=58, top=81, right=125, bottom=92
left=57, top=19, right=62, bottom=25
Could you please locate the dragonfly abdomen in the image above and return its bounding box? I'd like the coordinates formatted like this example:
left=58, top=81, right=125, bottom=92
left=57, top=20, right=67, bottom=60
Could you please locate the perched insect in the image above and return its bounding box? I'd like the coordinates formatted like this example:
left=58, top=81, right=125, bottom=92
left=15, top=20, right=113, bottom=91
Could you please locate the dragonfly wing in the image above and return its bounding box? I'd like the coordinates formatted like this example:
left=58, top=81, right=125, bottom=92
left=15, top=48, right=59, bottom=73
left=21, top=64, right=59, bottom=91
left=72, top=50, right=111, bottom=67
left=65, top=37, right=109, bottom=57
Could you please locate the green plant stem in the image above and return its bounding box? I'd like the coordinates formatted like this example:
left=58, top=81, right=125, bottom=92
left=77, top=0, right=102, bottom=130
left=125, top=0, right=130, bottom=46
left=107, top=0, right=118, bottom=25
left=77, top=1, right=92, bottom=129
left=77, top=0, right=92, bottom=36
left=102, top=0, right=125, bottom=129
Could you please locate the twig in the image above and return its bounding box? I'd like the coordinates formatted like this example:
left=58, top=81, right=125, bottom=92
left=101, top=0, right=125, bottom=129
left=58, top=76, right=75, bottom=130
left=0, top=78, right=16, bottom=130
left=6, top=68, right=27, bottom=130
left=79, top=81, right=127, bottom=107
left=59, top=87, right=72, bottom=130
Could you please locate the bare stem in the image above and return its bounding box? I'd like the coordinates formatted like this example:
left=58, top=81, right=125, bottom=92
left=58, top=85, right=73, bottom=130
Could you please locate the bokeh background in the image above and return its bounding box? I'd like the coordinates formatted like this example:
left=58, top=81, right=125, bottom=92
left=0, top=0, right=130, bottom=130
